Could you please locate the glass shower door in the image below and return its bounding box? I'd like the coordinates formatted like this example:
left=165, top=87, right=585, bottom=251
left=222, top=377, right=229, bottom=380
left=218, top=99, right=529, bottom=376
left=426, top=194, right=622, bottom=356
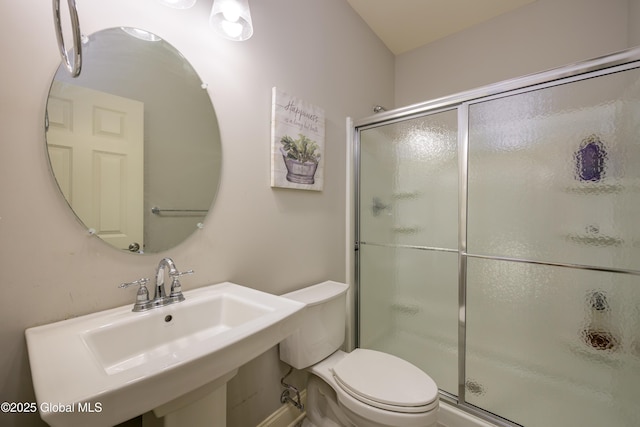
left=465, top=67, right=640, bottom=426
left=356, top=51, right=640, bottom=427
left=358, top=109, right=460, bottom=395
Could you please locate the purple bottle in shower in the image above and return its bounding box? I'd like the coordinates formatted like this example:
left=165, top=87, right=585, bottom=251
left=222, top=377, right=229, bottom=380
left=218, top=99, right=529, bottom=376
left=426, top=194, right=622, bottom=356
left=575, top=135, right=607, bottom=182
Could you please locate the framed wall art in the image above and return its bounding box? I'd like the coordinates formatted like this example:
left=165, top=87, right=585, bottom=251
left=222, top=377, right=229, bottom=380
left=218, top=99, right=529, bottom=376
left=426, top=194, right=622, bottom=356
left=271, top=87, right=325, bottom=191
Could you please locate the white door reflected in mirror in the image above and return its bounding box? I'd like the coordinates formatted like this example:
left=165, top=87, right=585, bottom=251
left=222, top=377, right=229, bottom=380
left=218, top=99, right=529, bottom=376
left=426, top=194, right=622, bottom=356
left=47, top=82, right=144, bottom=251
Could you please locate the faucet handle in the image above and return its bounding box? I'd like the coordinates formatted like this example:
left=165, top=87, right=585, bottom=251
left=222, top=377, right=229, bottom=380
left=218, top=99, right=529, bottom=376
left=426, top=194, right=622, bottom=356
left=168, top=269, right=193, bottom=302
left=170, top=269, right=194, bottom=278
left=119, top=277, right=150, bottom=289
left=119, top=278, right=151, bottom=304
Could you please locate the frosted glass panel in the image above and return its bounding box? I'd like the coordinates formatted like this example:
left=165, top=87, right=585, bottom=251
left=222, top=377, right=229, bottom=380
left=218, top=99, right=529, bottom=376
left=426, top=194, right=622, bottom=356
left=359, top=244, right=458, bottom=395
left=359, top=110, right=458, bottom=249
left=466, top=257, right=640, bottom=426
left=467, top=68, right=640, bottom=271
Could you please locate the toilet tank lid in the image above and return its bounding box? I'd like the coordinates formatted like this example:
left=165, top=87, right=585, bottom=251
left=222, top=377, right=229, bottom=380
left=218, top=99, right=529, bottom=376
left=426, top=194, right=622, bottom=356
left=281, top=281, right=349, bottom=306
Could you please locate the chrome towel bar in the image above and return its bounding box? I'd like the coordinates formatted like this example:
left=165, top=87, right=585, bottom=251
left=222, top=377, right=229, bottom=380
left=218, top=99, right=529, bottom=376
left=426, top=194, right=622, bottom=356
left=151, top=206, right=208, bottom=214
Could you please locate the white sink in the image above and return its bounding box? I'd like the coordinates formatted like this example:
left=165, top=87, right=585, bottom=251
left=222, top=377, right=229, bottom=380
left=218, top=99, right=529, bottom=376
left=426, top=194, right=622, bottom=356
left=25, top=282, right=305, bottom=427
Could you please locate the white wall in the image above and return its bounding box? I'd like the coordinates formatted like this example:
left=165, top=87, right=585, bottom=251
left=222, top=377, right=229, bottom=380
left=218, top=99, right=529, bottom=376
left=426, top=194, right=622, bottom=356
left=0, top=1, right=393, bottom=426
left=395, top=0, right=635, bottom=107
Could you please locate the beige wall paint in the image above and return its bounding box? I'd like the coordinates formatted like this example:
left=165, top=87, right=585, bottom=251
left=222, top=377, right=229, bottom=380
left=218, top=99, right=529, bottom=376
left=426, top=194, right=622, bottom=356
left=0, top=1, right=393, bottom=426
left=395, top=0, right=636, bottom=107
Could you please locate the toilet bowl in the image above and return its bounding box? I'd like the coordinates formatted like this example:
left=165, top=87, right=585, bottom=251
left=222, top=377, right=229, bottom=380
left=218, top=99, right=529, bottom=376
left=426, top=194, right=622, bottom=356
left=279, top=281, right=439, bottom=427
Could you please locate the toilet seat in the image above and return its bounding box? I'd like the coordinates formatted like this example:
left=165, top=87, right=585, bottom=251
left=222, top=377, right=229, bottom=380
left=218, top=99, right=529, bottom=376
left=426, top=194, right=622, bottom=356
left=332, top=349, right=438, bottom=414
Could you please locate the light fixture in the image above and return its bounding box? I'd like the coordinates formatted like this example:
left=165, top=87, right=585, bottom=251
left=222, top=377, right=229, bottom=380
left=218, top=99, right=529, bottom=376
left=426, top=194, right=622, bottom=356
left=157, top=0, right=197, bottom=9
left=210, top=0, right=253, bottom=41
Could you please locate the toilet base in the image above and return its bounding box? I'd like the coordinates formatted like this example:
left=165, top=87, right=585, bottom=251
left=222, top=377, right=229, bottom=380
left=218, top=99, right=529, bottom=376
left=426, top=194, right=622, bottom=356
left=305, top=376, right=353, bottom=427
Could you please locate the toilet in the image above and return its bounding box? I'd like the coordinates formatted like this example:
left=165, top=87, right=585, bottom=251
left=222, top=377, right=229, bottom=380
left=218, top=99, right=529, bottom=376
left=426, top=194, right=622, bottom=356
left=279, top=281, right=439, bottom=427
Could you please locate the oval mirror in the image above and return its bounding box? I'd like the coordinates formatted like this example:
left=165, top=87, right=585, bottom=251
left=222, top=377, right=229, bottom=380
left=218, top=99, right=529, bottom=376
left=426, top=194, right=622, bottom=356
left=45, top=27, right=221, bottom=254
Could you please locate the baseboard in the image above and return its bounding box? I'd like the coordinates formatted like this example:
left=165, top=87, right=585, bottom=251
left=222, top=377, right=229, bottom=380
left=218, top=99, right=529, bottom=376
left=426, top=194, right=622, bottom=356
left=257, top=390, right=307, bottom=427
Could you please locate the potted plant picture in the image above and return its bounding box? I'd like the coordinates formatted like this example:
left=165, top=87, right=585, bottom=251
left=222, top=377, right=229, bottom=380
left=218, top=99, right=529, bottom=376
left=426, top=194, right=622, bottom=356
left=271, top=87, right=325, bottom=190
left=280, top=134, right=321, bottom=184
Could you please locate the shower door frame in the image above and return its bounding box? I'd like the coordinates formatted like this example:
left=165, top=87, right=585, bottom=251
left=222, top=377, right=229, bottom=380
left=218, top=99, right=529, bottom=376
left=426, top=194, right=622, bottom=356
left=352, top=45, right=640, bottom=427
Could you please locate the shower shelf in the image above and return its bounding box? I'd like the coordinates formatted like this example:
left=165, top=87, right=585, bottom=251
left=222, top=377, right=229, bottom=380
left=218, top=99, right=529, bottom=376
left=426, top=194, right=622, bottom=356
left=392, top=190, right=420, bottom=200
left=390, top=301, right=421, bottom=315
left=563, top=182, right=624, bottom=194
left=568, top=341, right=633, bottom=367
left=564, top=233, right=623, bottom=247
left=392, top=225, right=422, bottom=234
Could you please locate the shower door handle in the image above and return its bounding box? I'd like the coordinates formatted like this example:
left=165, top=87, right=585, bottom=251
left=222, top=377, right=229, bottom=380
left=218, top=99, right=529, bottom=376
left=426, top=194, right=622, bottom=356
left=371, top=197, right=390, bottom=216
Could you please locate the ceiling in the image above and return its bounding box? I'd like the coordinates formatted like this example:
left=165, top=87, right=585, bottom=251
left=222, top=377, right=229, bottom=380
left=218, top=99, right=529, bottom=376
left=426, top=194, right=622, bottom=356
left=346, top=0, right=537, bottom=55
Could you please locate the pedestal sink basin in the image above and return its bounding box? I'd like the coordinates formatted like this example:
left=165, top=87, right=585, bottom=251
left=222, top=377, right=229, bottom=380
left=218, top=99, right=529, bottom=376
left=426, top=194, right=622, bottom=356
left=25, top=282, right=305, bottom=427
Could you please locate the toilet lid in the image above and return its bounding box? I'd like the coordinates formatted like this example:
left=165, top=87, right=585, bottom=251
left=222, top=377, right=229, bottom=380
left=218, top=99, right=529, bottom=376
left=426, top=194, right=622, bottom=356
left=332, top=349, right=438, bottom=412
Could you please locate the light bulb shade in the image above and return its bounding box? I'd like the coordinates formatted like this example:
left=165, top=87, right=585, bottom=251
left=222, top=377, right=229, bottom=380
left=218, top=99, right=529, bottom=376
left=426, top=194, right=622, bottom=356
left=157, top=0, right=197, bottom=9
left=210, top=0, right=253, bottom=41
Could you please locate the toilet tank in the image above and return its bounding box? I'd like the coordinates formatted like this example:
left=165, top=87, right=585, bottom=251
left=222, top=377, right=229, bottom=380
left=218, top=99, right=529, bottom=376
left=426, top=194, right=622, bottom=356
left=279, top=281, right=349, bottom=369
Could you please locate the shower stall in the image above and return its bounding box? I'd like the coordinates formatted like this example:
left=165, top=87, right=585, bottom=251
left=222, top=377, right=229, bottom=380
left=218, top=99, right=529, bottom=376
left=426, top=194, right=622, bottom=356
left=353, top=48, right=640, bottom=427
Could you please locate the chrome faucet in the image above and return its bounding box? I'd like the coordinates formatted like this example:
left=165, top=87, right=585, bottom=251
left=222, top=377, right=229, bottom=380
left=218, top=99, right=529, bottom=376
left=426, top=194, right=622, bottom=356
left=155, top=257, right=193, bottom=303
left=155, top=257, right=175, bottom=300
left=119, top=257, right=194, bottom=312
